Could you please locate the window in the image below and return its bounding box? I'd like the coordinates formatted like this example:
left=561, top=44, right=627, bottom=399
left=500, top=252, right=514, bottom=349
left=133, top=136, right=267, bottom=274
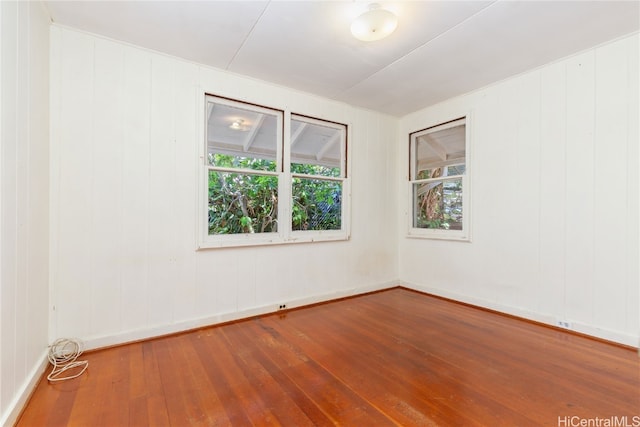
left=290, top=114, right=346, bottom=233
left=206, top=98, right=282, bottom=237
left=200, top=95, right=349, bottom=248
left=409, top=117, right=470, bottom=241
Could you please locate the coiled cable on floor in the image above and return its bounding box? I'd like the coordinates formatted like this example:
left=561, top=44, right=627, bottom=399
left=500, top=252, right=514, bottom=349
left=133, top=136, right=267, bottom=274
left=47, top=338, right=89, bottom=382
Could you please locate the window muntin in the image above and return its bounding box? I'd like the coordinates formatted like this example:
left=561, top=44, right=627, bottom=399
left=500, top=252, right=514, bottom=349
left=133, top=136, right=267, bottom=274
left=201, top=96, right=349, bottom=247
left=409, top=117, right=469, bottom=239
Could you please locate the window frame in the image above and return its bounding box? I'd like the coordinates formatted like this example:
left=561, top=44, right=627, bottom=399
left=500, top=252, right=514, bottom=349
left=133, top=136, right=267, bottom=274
left=407, top=115, right=471, bottom=242
left=289, top=113, right=349, bottom=239
left=198, top=94, right=351, bottom=249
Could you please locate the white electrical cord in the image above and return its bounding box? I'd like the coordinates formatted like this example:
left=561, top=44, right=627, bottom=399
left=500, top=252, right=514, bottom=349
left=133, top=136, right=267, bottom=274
left=47, top=338, right=89, bottom=382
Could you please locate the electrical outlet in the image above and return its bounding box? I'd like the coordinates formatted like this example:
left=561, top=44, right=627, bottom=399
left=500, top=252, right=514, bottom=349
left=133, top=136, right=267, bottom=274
left=278, top=304, right=287, bottom=311
left=557, top=320, right=572, bottom=329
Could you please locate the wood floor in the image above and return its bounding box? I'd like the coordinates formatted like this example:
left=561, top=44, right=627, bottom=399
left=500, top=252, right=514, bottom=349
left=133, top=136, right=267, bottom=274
left=17, top=288, right=639, bottom=426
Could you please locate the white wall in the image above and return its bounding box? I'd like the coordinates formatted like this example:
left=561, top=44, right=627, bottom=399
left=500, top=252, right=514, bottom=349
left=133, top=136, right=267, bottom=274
left=0, top=1, right=50, bottom=426
left=49, top=25, right=399, bottom=349
left=1, top=14, right=636, bottom=427
left=399, top=33, right=639, bottom=346
left=49, top=26, right=639, bottom=349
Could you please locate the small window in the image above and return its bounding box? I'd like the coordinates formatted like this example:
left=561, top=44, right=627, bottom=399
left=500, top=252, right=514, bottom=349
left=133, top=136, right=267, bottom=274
left=205, top=96, right=283, bottom=236
left=290, top=115, right=346, bottom=232
left=409, top=117, right=470, bottom=240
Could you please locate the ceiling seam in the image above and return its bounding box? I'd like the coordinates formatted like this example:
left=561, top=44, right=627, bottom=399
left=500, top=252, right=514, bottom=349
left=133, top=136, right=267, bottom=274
left=225, top=0, right=271, bottom=70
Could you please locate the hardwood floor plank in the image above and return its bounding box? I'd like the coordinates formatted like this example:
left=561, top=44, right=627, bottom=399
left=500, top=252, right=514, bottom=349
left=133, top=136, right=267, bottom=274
left=155, top=336, right=214, bottom=426
left=221, top=322, right=333, bottom=425
left=16, top=288, right=640, bottom=426
left=190, top=328, right=257, bottom=426
left=141, top=341, right=172, bottom=427
left=266, top=303, right=526, bottom=426
left=239, top=319, right=397, bottom=426
left=127, top=396, right=148, bottom=427
left=224, top=322, right=336, bottom=425
left=215, top=325, right=317, bottom=426
left=127, top=343, right=149, bottom=426
left=66, top=344, right=130, bottom=426
left=358, top=291, right=637, bottom=422
left=19, top=376, right=80, bottom=426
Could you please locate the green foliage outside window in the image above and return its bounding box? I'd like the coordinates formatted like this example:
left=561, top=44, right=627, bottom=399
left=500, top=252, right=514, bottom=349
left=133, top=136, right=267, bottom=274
left=292, top=177, right=341, bottom=231
left=208, top=170, right=278, bottom=234
left=415, top=178, right=463, bottom=230
left=208, top=154, right=342, bottom=235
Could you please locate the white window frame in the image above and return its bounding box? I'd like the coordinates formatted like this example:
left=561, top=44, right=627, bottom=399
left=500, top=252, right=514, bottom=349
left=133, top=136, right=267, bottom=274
left=289, top=114, right=350, bottom=242
left=198, top=94, right=351, bottom=249
left=408, top=115, right=471, bottom=241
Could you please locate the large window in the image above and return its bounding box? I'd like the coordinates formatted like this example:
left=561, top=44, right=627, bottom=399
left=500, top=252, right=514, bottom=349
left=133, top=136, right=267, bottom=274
left=409, top=117, right=470, bottom=241
left=200, top=95, right=349, bottom=248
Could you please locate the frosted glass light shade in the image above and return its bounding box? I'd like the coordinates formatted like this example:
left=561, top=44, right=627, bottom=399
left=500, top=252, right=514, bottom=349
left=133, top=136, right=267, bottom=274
left=351, top=4, right=398, bottom=42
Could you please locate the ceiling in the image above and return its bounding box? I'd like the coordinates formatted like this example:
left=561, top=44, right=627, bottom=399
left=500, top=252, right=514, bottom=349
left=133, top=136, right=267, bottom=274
left=44, top=1, right=640, bottom=117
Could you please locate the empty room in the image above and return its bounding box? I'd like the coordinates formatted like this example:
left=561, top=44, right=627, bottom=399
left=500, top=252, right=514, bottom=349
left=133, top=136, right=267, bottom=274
left=1, top=1, right=639, bottom=426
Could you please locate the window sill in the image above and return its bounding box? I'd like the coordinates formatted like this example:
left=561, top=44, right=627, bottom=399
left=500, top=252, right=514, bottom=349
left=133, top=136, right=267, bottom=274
left=406, top=229, right=471, bottom=242
left=197, top=231, right=350, bottom=250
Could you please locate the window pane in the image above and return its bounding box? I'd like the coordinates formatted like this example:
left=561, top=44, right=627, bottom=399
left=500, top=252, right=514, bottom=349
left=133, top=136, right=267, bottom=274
left=290, top=117, right=343, bottom=177
left=208, top=153, right=277, bottom=172
left=447, top=164, right=466, bottom=176
left=291, top=163, right=340, bottom=177
left=208, top=171, right=278, bottom=234
left=414, top=123, right=465, bottom=179
left=207, top=99, right=279, bottom=172
left=417, top=164, right=465, bottom=180
left=292, top=178, right=342, bottom=231
left=413, top=178, right=463, bottom=230
left=417, top=167, right=444, bottom=180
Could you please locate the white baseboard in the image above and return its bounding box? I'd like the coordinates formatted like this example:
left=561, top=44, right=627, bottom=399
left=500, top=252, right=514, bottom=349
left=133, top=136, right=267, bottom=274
left=83, top=280, right=399, bottom=351
left=73, top=278, right=639, bottom=352
left=399, top=281, right=639, bottom=349
left=1, top=350, right=49, bottom=427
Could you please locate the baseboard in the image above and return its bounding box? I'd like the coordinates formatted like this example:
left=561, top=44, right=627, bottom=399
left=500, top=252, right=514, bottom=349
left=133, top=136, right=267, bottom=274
left=83, top=280, right=400, bottom=351
left=0, top=350, right=49, bottom=427
left=399, top=281, right=639, bottom=349
left=74, top=279, right=638, bottom=352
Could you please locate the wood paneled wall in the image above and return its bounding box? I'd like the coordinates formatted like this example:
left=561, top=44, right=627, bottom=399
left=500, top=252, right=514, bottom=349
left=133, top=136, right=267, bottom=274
left=0, top=2, right=50, bottom=425
left=49, top=26, right=399, bottom=350
left=6, top=19, right=637, bottom=427
left=399, top=33, right=639, bottom=346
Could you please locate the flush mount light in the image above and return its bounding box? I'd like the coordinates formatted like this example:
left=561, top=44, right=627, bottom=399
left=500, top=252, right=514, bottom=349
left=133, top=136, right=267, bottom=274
left=229, top=119, right=247, bottom=131
left=351, top=3, right=398, bottom=42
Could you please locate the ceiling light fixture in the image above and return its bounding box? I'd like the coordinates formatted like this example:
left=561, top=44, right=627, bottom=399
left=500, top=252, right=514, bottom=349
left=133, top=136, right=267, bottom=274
left=229, top=119, right=246, bottom=131
left=350, top=3, right=398, bottom=42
